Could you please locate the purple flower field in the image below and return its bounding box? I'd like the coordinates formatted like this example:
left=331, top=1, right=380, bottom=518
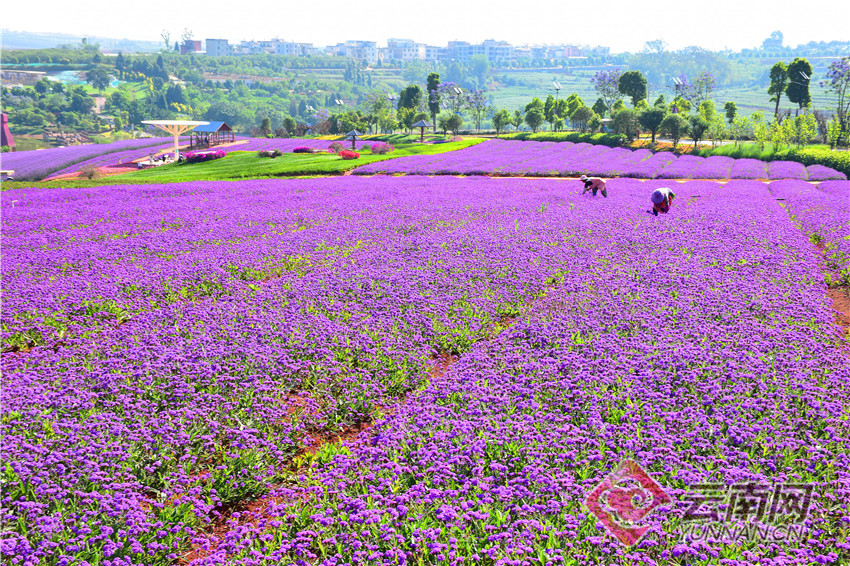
left=2, top=138, right=180, bottom=181
left=1, top=177, right=849, bottom=566
left=44, top=141, right=188, bottom=179
left=353, top=139, right=846, bottom=181
left=770, top=179, right=850, bottom=285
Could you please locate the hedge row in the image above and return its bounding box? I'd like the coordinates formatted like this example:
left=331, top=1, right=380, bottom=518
left=499, top=131, right=628, bottom=147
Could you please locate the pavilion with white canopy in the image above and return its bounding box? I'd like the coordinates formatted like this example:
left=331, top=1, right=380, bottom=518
left=141, top=120, right=209, bottom=161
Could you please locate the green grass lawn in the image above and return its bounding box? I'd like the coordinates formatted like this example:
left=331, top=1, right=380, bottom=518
left=3, top=139, right=484, bottom=190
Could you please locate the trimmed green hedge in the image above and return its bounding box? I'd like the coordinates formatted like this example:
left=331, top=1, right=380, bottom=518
left=500, top=132, right=627, bottom=147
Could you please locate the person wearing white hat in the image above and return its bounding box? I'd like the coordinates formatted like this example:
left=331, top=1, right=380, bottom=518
left=580, top=175, right=607, bottom=197
left=649, top=187, right=676, bottom=216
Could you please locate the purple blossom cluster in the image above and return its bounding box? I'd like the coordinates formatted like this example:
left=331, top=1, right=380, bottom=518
left=352, top=139, right=846, bottom=181
left=768, top=161, right=810, bottom=180
left=2, top=138, right=180, bottom=181
left=770, top=179, right=850, bottom=285
left=1, top=177, right=848, bottom=566
left=729, top=158, right=769, bottom=179
left=184, top=149, right=227, bottom=163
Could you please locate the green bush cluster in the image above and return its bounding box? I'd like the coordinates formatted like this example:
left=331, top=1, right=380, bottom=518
left=501, top=131, right=627, bottom=147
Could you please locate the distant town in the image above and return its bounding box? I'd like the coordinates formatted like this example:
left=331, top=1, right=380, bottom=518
left=191, top=38, right=609, bottom=63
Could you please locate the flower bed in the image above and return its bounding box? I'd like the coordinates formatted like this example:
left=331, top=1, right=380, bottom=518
left=352, top=139, right=844, bottom=181
left=1, top=177, right=848, bottom=565
left=338, top=150, right=360, bottom=160
left=183, top=149, right=227, bottom=163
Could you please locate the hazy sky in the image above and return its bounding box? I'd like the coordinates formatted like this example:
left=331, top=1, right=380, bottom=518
left=3, top=0, right=848, bottom=53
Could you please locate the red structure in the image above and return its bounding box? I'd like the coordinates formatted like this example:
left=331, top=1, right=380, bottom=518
left=1, top=113, right=15, bottom=151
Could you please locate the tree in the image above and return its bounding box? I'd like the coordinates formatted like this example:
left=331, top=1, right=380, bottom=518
left=724, top=101, right=738, bottom=124
left=466, top=89, right=491, bottom=132
left=438, top=112, right=452, bottom=135
left=786, top=58, right=813, bottom=110
left=592, top=98, right=607, bottom=118
left=618, top=70, right=648, bottom=107
left=397, top=107, right=416, bottom=132
left=768, top=61, right=788, bottom=118
left=524, top=98, right=545, bottom=132
left=436, top=82, right=466, bottom=115
left=591, top=69, right=623, bottom=114
left=283, top=117, right=297, bottom=135
left=611, top=108, right=639, bottom=140
left=571, top=106, right=595, bottom=133
left=698, top=100, right=716, bottom=122
left=446, top=114, right=462, bottom=136
left=512, top=109, right=524, bottom=131
left=160, top=29, right=172, bottom=52
left=660, top=114, right=688, bottom=149
left=564, top=94, right=584, bottom=120
left=87, top=66, right=110, bottom=93
left=820, top=56, right=849, bottom=145
left=678, top=72, right=716, bottom=109
left=544, top=95, right=556, bottom=128
left=654, top=94, right=666, bottom=107
left=165, top=84, right=186, bottom=105
left=260, top=117, right=272, bottom=137
left=670, top=96, right=691, bottom=114
left=525, top=108, right=544, bottom=132
left=638, top=106, right=667, bottom=146
left=427, top=72, right=441, bottom=133
left=34, top=78, right=51, bottom=95
left=492, top=109, right=511, bottom=136
left=398, top=84, right=423, bottom=110
left=688, top=114, right=710, bottom=147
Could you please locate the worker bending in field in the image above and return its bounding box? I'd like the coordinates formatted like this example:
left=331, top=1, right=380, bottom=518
left=650, top=187, right=676, bottom=216
left=580, top=175, right=608, bottom=198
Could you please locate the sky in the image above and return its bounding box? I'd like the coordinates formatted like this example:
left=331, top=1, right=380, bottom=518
left=3, top=0, right=848, bottom=53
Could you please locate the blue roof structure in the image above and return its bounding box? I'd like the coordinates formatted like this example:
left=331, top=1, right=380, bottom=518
left=192, top=121, right=232, bottom=133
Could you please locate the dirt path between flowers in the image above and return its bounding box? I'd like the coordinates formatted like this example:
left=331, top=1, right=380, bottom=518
left=827, top=287, right=850, bottom=335
left=176, top=350, right=459, bottom=565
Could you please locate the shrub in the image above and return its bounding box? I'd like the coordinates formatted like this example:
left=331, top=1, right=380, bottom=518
left=338, top=150, right=360, bottom=160
left=327, top=142, right=344, bottom=153
left=258, top=149, right=282, bottom=158
left=293, top=147, right=315, bottom=153
left=370, top=142, right=395, bottom=155
left=78, top=165, right=101, bottom=179
left=183, top=150, right=226, bottom=163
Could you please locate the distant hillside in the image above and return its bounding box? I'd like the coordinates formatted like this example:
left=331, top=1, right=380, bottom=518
left=1, top=29, right=160, bottom=53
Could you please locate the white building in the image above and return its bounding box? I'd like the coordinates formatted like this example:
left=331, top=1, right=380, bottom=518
left=387, top=38, right=426, bottom=61
left=205, top=39, right=231, bottom=56
left=331, top=41, right=378, bottom=64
